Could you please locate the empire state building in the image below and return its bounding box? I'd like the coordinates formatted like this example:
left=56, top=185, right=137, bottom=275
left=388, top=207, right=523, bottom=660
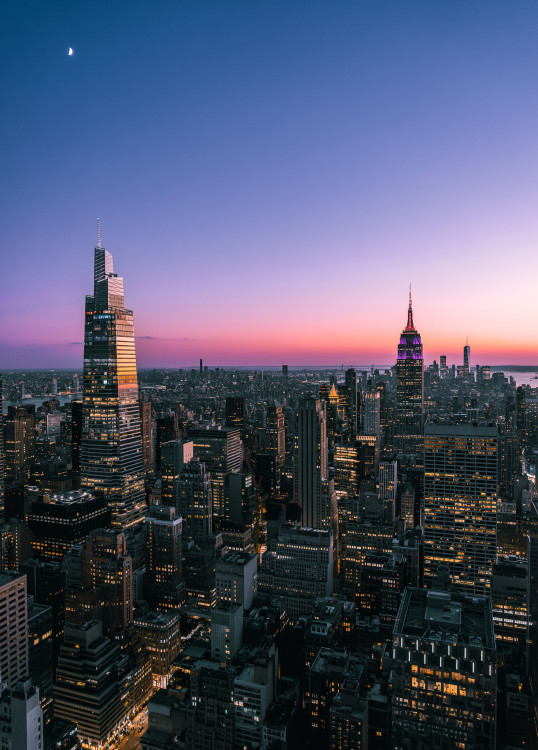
left=80, top=228, right=146, bottom=529
left=395, top=289, right=424, bottom=455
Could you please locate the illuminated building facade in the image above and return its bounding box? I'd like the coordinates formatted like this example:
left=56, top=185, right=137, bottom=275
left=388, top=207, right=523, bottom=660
left=390, top=587, right=496, bottom=750
left=491, top=555, right=529, bottom=656
left=0, top=571, right=28, bottom=689
left=394, top=291, right=424, bottom=454
left=294, top=398, right=329, bottom=528
left=266, top=404, right=285, bottom=470
left=258, top=525, right=333, bottom=617
left=81, top=241, right=146, bottom=530
left=424, top=424, right=498, bottom=596
left=27, top=489, right=110, bottom=562
left=188, top=427, right=242, bottom=521
left=144, top=504, right=184, bottom=610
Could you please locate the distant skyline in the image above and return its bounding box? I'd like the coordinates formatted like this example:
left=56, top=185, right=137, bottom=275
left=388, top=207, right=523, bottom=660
left=3, top=2, right=538, bottom=368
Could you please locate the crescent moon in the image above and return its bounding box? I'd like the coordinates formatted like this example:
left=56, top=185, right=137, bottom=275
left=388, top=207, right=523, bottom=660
left=68, top=48, right=73, bottom=56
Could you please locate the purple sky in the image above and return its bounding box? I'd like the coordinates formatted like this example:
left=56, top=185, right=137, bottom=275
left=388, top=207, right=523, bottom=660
left=2, top=1, right=538, bottom=368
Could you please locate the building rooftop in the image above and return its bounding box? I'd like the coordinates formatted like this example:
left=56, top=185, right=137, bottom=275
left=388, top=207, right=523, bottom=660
left=394, top=587, right=495, bottom=648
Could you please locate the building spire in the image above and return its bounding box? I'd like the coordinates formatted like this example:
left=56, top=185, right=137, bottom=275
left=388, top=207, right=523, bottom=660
left=407, top=283, right=414, bottom=329
left=97, top=218, right=101, bottom=249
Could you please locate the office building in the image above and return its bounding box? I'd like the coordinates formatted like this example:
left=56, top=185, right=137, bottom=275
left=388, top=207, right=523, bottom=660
left=134, top=609, right=182, bottom=689
left=215, top=550, right=257, bottom=610
left=0, top=571, right=28, bottom=689
left=390, top=587, right=496, bottom=750
left=424, top=424, right=498, bottom=595
left=139, top=398, right=153, bottom=471
left=225, top=396, right=248, bottom=433
left=70, top=400, right=83, bottom=475
left=186, top=661, right=235, bottom=750
left=266, top=404, right=285, bottom=469
left=3, top=405, right=35, bottom=485
left=84, top=529, right=133, bottom=636
left=234, top=645, right=277, bottom=748
left=189, top=427, right=242, bottom=521
left=210, top=601, right=243, bottom=662
left=491, top=556, right=529, bottom=655
left=145, top=504, right=184, bottom=610
left=21, top=560, right=65, bottom=665
left=463, top=340, right=471, bottom=375
left=293, top=398, right=330, bottom=529
left=160, top=439, right=193, bottom=506
left=394, top=291, right=424, bottom=454
left=176, top=459, right=213, bottom=539
left=81, top=239, right=146, bottom=530
left=258, top=525, right=333, bottom=617
left=53, top=620, right=130, bottom=749
left=345, top=368, right=358, bottom=440
left=27, top=597, right=54, bottom=720
left=155, top=412, right=182, bottom=469
left=27, top=489, right=109, bottom=562
left=0, top=679, right=44, bottom=750
left=362, top=384, right=380, bottom=437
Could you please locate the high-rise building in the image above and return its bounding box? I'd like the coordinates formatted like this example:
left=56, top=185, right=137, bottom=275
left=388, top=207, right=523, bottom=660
left=0, top=571, right=28, bottom=689
left=84, top=529, right=133, bottom=636
left=390, top=587, right=497, bottom=750
left=53, top=620, right=130, bottom=749
left=27, top=596, right=54, bottom=720
left=215, top=550, right=257, bottom=610
left=463, top=340, right=471, bottom=375
left=189, top=427, right=242, bottom=521
left=266, top=405, right=285, bottom=470
left=362, top=384, right=380, bottom=437
left=345, top=368, right=358, bottom=440
left=161, top=439, right=194, bottom=506
left=175, top=459, right=213, bottom=539
left=394, top=290, right=424, bottom=455
left=81, top=238, right=146, bottom=530
left=139, top=398, right=153, bottom=472
left=144, top=505, right=184, bottom=610
left=294, top=398, right=329, bottom=529
left=27, top=489, right=110, bottom=562
left=424, top=424, right=498, bottom=595
left=3, top=405, right=35, bottom=485
left=70, top=400, right=83, bottom=475
left=258, top=525, right=333, bottom=617
left=225, top=396, right=248, bottom=433
left=0, top=679, right=44, bottom=750
left=186, top=661, right=235, bottom=750
left=155, top=412, right=182, bottom=470
left=210, top=601, right=243, bottom=662
left=439, top=354, right=447, bottom=378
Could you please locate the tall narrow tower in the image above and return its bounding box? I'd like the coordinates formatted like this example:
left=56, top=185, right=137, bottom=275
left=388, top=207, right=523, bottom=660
left=395, top=288, right=424, bottom=454
left=463, top=339, right=471, bottom=376
left=81, top=228, right=146, bottom=530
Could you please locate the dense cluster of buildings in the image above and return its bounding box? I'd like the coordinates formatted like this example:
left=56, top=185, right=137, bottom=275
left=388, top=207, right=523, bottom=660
left=0, top=239, right=537, bottom=749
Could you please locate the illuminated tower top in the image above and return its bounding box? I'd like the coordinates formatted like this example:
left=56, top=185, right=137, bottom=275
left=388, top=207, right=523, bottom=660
left=395, top=287, right=424, bottom=455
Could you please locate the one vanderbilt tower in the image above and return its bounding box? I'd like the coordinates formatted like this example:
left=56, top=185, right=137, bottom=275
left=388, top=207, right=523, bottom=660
left=80, top=222, right=146, bottom=530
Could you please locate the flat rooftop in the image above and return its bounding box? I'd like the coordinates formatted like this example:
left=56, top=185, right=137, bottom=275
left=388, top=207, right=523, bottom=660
left=395, top=587, right=495, bottom=648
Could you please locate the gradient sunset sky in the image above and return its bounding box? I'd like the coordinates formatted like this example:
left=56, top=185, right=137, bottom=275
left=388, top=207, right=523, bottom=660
left=2, top=1, right=538, bottom=369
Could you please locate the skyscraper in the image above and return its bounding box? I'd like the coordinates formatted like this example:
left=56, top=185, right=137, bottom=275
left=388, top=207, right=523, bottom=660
left=463, top=339, right=471, bottom=375
left=424, top=423, right=498, bottom=595
left=293, top=397, right=329, bottom=529
left=80, top=233, right=146, bottom=530
left=394, top=289, right=424, bottom=454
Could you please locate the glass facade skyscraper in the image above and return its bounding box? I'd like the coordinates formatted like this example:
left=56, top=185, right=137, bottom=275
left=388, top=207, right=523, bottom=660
left=81, top=241, right=146, bottom=530
left=395, top=290, right=424, bottom=454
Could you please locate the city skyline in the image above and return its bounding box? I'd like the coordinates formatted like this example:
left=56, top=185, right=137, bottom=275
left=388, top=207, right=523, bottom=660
left=3, top=2, right=538, bottom=369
